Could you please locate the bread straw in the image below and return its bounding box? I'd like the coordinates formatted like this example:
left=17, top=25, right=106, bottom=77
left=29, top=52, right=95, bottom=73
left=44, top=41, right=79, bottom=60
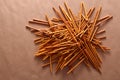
left=26, top=2, right=112, bottom=74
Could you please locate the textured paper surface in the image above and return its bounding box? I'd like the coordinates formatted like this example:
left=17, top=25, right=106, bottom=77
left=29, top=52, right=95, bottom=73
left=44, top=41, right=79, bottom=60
left=0, top=0, right=120, bottom=80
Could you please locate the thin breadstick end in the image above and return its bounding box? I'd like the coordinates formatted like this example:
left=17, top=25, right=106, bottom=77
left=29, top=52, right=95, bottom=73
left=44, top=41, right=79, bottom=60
left=45, top=15, right=48, bottom=20
left=109, top=16, right=113, bottom=19
left=50, top=56, right=53, bottom=72
left=35, top=53, right=41, bottom=56
left=96, top=29, right=106, bottom=35
left=26, top=26, right=32, bottom=29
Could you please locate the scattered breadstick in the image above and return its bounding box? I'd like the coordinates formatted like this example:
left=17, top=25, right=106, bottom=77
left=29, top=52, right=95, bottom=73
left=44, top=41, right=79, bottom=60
left=26, top=2, right=113, bottom=74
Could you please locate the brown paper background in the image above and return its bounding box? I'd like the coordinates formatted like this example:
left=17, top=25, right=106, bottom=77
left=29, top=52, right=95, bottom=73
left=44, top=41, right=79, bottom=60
left=0, top=0, right=120, bottom=80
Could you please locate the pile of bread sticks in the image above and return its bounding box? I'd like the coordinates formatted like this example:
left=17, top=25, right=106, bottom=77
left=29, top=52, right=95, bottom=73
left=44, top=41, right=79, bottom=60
left=26, top=2, right=112, bottom=74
